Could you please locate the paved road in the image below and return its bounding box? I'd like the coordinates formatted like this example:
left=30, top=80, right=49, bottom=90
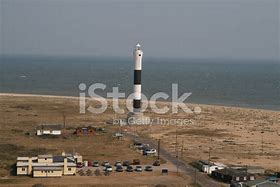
left=125, top=132, right=224, bottom=187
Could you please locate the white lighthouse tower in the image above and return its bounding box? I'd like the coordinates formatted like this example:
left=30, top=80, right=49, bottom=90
left=127, top=43, right=149, bottom=125
left=133, top=43, right=143, bottom=113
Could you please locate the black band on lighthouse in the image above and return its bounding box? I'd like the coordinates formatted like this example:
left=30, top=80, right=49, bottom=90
left=134, top=70, right=141, bottom=84
left=133, top=99, right=141, bottom=109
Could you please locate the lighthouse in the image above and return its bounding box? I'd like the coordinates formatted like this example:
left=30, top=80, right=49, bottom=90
left=127, top=43, right=149, bottom=125
left=133, top=43, right=143, bottom=113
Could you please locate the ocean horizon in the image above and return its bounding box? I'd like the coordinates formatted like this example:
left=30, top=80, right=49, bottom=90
left=0, top=55, right=279, bottom=111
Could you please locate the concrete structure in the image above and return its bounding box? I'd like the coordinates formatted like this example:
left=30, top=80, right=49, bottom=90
left=16, top=152, right=81, bottom=177
left=36, top=124, right=62, bottom=136
left=127, top=43, right=150, bottom=125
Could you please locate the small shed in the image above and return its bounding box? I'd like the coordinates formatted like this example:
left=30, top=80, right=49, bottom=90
left=75, top=126, right=95, bottom=136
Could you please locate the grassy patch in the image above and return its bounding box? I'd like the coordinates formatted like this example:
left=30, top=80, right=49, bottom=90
left=11, top=129, right=24, bottom=133
left=0, top=178, right=28, bottom=184
left=189, top=183, right=202, bottom=187
left=0, top=143, right=55, bottom=175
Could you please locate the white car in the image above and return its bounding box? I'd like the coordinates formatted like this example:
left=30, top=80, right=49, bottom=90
left=114, top=132, right=123, bottom=137
left=135, top=166, right=142, bottom=172
left=104, top=166, right=113, bottom=172
left=144, top=149, right=157, bottom=155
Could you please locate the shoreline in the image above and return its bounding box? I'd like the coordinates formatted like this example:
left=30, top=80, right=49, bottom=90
left=0, top=92, right=279, bottom=113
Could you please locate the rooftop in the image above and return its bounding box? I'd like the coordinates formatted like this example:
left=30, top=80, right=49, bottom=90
left=17, top=162, right=76, bottom=167
left=17, top=157, right=37, bottom=161
left=38, top=155, right=53, bottom=158
left=245, top=181, right=280, bottom=187
left=53, top=156, right=75, bottom=163
left=213, top=168, right=250, bottom=176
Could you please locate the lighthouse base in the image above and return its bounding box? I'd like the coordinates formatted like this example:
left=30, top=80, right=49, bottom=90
left=127, top=112, right=150, bottom=125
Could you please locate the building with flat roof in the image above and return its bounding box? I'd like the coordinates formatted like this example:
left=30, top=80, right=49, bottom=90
left=16, top=152, right=81, bottom=177
left=212, top=168, right=255, bottom=183
left=36, top=124, right=62, bottom=136
left=196, top=160, right=227, bottom=174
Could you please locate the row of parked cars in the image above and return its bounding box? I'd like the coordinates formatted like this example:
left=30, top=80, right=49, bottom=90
left=104, top=164, right=153, bottom=173
left=77, top=159, right=153, bottom=172
left=77, top=160, right=154, bottom=172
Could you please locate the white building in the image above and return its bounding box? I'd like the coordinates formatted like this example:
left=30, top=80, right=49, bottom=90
left=198, top=160, right=227, bottom=174
left=36, top=124, right=62, bottom=136
left=16, top=152, right=82, bottom=177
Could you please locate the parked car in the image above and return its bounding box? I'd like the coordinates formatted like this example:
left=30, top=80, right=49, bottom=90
left=116, top=166, right=124, bottom=172
left=144, top=149, right=157, bottom=155
left=145, top=165, right=153, bottom=171
left=123, top=160, right=131, bottom=166
left=77, top=163, right=83, bottom=168
left=102, top=161, right=110, bottom=167
left=153, top=160, right=160, bottom=166
left=88, top=160, right=93, bottom=167
left=104, top=166, right=113, bottom=172
left=126, top=165, right=134, bottom=172
left=135, top=166, right=142, bottom=172
left=93, top=161, right=99, bottom=167
left=115, top=161, right=122, bottom=167
left=114, top=132, right=123, bottom=137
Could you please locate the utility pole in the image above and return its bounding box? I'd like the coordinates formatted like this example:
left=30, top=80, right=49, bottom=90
left=208, top=147, right=211, bottom=162
left=261, top=126, right=264, bottom=154
left=63, top=112, right=66, bottom=129
left=181, top=139, right=184, bottom=159
left=157, top=139, right=160, bottom=160
left=208, top=147, right=211, bottom=174
left=175, top=128, right=179, bottom=173
left=193, top=168, right=197, bottom=185
left=261, top=132, right=264, bottom=154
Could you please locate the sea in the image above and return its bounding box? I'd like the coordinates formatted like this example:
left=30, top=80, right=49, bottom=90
left=0, top=56, right=279, bottom=111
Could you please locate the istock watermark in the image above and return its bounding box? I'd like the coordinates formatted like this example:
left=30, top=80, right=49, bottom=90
left=78, top=83, right=201, bottom=115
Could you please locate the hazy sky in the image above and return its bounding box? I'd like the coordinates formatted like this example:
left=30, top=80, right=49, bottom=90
left=1, top=0, right=279, bottom=61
